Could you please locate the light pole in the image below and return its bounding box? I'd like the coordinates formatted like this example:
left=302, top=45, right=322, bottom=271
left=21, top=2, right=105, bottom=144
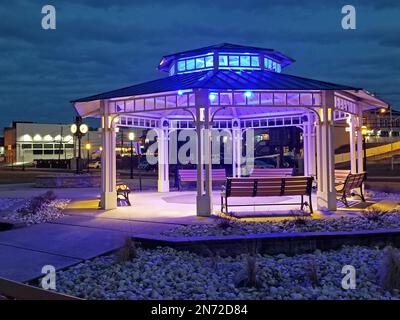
left=85, top=142, right=91, bottom=172
left=128, top=132, right=135, bottom=179
left=361, top=125, right=368, bottom=172
left=71, top=116, right=88, bottom=174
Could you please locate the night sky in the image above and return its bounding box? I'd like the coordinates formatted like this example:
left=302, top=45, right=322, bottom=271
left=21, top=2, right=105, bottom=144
left=1, top=0, right=399, bottom=130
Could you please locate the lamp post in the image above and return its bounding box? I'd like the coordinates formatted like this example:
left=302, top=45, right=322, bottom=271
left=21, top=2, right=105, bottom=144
left=71, top=116, right=88, bottom=174
left=85, top=142, right=91, bottom=172
left=128, top=132, right=135, bottom=179
left=361, top=125, right=368, bottom=172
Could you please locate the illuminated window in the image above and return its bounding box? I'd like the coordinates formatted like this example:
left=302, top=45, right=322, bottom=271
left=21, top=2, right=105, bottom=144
left=205, top=56, right=213, bottom=67
left=219, top=55, right=228, bottom=66
left=177, top=60, right=185, bottom=72
left=186, top=59, right=195, bottom=70
left=176, top=54, right=214, bottom=73
left=195, top=57, right=205, bottom=69
left=264, top=57, right=281, bottom=72
left=251, top=56, right=260, bottom=67
left=229, top=55, right=239, bottom=66
left=240, top=56, right=250, bottom=67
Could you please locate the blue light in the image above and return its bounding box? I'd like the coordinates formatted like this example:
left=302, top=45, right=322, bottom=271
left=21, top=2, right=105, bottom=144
left=177, top=90, right=184, bottom=96
left=209, top=93, right=217, bottom=102
left=244, top=91, right=253, bottom=98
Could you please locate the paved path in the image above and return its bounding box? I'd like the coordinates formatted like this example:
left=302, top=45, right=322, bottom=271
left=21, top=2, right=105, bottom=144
left=0, top=206, right=191, bottom=283
left=1, top=183, right=393, bottom=283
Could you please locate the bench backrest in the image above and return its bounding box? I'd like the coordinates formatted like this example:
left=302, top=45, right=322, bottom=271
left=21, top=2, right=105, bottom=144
left=249, top=168, right=293, bottom=177
left=225, top=176, right=313, bottom=197
left=178, top=169, right=198, bottom=181
left=343, top=172, right=366, bottom=192
left=179, top=169, right=226, bottom=181
left=335, top=169, right=350, bottom=183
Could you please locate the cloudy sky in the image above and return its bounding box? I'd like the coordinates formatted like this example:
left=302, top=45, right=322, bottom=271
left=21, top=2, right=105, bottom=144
left=0, top=0, right=399, bottom=130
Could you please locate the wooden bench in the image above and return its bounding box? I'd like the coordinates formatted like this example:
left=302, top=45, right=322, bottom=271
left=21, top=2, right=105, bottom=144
left=336, top=172, right=366, bottom=207
left=335, top=169, right=350, bottom=185
left=178, top=169, right=226, bottom=190
left=221, top=176, right=314, bottom=214
left=249, top=168, right=293, bottom=177
left=116, top=180, right=131, bottom=206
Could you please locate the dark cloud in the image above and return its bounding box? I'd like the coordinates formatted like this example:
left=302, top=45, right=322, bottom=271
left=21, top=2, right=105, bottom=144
left=0, top=0, right=399, bottom=130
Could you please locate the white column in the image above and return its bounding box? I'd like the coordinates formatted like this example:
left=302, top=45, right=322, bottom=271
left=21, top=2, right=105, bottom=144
left=232, top=119, right=242, bottom=177
left=316, top=91, right=337, bottom=211
left=303, top=116, right=310, bottom=176
left=100, top=100, right=117, bottom=210
left=349, top=115, right=357, bottom=174
left=195, top=90, right=213, bottom=216
left=309, top=113, right=317, bottom=178
left=303, top=112, right=317, bottom=177
left=157, top=121, right=170, bottom=192
left=356, top=105, right=364, bottom=173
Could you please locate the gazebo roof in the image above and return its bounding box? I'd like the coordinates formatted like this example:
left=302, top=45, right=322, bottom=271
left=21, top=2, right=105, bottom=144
left=72, top=69, right=360, bottom=103
left=158, top=43, right=296, bottom=71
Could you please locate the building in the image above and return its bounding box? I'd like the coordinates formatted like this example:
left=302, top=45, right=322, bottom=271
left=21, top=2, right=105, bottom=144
left=363, top=108, right=400, bottom=141
left=0, top=137, right=4, bottom=162
left=3, top=121, right=102, bottom=165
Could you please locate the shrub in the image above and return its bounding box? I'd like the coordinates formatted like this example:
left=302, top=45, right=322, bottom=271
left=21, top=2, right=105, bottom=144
left=305, top=258, right=320, bottom=287
left=115, top=238, right=138, bottom=264
left=234, top=254, right=261, bottom=289
left=216, top=217, right=233, bottom=230
left=20, top=190, right=57, bottom=215
left=290, top=210, right=309, bottom=226
left=378, top=246, right=400, bottom=291
left=361, top=207, right=388, bottom=222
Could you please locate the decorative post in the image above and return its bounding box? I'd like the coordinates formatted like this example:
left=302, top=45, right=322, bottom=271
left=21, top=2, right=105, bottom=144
left=316, top=91, right=337, bottom=211
left=232, top=119, right=242, bottom=177
left=100, top=100, right=117, bottom=210
left=195, top=90, right=213, bottom=216
left=348, top=115, right=357, bottom=174
left=302, top=112, right=317, bottom=177
left=157, top=119, right=170, bottom=192
left=128, top=132, right=134, bottom=179
left=356, top=105, right=364, bottom=173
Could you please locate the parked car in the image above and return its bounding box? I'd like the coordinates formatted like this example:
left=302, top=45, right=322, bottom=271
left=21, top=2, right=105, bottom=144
left=88, top=161, right=101, bottom=169
left=254, top=158, right=277, bottom=168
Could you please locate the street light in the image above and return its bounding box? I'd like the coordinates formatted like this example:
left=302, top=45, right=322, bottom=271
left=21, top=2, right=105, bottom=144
left=128, top=132, right=135, bottom=179
left=85, top=142, right=91, bottom=172
left=71, top=116, right=88, bottom=174
left=361, top=125, right=368, bottom=172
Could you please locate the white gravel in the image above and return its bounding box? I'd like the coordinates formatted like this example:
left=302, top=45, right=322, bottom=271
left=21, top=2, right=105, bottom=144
left=54, top=245, right=400, bottom=300
left=1, top=198, right=70, bottom=225
left=162, top=212, right=400, bottom=237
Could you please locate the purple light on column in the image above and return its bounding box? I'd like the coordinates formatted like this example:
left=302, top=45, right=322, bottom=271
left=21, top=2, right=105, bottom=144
left=244, top=91, right=253, bottom=98
left=209, top=92, right=217, bottom=102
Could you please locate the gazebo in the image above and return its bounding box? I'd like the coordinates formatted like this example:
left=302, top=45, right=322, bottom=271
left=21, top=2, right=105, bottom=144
left=72, top=43, right=388, bottom=216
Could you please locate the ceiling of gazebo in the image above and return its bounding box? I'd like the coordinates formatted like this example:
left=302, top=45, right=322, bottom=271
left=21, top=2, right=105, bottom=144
left=73, top=70, right=388, bottom=120
left=128, top=106, right=307, bottom=120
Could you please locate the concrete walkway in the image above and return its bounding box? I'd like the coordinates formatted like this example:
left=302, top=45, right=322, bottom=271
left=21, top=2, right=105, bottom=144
left=0, top=186, right=205, bottom=282
left=0, top=215, right=186, bottom=282
left=0, top=184, right=388, bottom=283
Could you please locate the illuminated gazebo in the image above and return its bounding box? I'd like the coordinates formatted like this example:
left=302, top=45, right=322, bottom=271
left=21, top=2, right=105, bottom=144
left=72, top=43, right=388, bottom=216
